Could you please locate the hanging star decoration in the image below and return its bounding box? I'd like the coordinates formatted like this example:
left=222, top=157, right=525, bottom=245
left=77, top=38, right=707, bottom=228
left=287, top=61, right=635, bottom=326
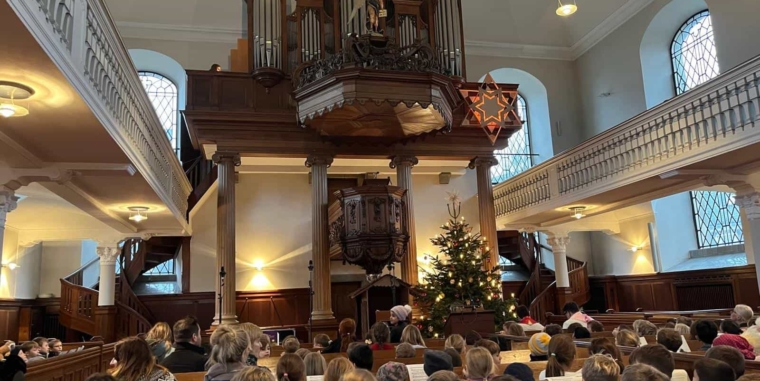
left=460, top=73, right=519, bottom=144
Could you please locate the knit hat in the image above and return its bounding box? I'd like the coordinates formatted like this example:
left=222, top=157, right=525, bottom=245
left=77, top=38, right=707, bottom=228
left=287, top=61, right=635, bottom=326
left=391, top=305, right=412, bottom=321
left=528, top=333, right=550, bottom=356
left=713, top=334, right=757, bottom=360
left=377, top=362, right=409, bottom=381
left=423, top=350, right=453, bottom=376
left=505, top=363, right=535, bottom=381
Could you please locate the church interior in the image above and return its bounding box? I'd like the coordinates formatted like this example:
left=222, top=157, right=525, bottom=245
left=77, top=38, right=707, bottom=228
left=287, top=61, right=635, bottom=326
left=2, top=0, right=760, bottom=380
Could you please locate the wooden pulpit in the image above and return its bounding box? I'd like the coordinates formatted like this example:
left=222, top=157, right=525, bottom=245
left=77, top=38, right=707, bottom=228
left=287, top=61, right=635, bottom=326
left=443, top=310, right=496, bottom=337
left=349, top=274, right=411, bottom=338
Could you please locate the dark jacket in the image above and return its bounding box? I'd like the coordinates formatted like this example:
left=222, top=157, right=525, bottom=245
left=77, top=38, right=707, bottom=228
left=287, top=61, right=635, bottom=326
left=0, top=354, right=27, bottom=381
left=390, top=321, right=409, bottom=343
left=321, top=336, right=342, bottom=354
left=160, top=342, right=208, bottom=374
left=204, top=363, right=246, bottom=381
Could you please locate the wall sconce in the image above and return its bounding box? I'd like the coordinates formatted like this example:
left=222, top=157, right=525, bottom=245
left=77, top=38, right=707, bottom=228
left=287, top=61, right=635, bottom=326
left=569, top=206, right=586, bottom=219
left=128, top=206, right=149, bottom=222
left=253, top=260, right=264, bottom=271
left=631, top=246, right=639, bottom=252
left=2, top=263, right=19, bottom=270
left=0, top=81, right=34, bottom=118
left=556, top=0, right=578, bottom=16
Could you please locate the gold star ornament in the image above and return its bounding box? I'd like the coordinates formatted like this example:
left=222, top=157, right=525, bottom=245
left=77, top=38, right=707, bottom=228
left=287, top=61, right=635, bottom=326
left=460, top=74, right=519, bottom=144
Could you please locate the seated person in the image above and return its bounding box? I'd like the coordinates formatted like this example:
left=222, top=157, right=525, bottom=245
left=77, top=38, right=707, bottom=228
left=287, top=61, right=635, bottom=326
left=656, top=328, right=683, bottom=352
left=444, top=334, right=466, bottom=357
left=706, top=345, right=745, bottom=379
left=515, top=305, right=545, bottom=332
left=423, top=350, right=453, bottom=376
left=561, top=302, right=593, bottom=329
left=528, top=333, right=550, bottom=361
left=636, top=321, right=658, bottom=337
left=463, top=348, right=493, bottom=381
left=677, top=317, right=693, bottom=327
left=295, top=348, right=310, bottom=359
left=347, top=343, right=373, bottom=371
left=615, top=329, right=640, bottom=348
left=47, top=339, right=63, bottom=358
left=160, top=316, right=208, bottom=373
left=400, top=325, right=426, bottom=349
left=731, top=304, right=755, bottom=328
left=504, top=363, right=534, bottom=381
left=376, top=361, right=408, bottom=381
left=313, top=333, right=330, bottom=350
left=543, top=324, right=563, bottom=337
left=19, top=341, right=41, bottom=361
left=742, top=317, right=760, bottom=355
left=629, top=344, right=689, bottom=381
left=694, top=358, right=735, bottom=381
left=622, top=364, right=669, bottom=381
left=282, top=337, right=301, bottom=355
left=539, top=334, right=577, bottom=380
left=588, top=320, right=604, bottom=333
left=694, top=320, right=719, bottom=351
left=674, top=323, right=692, bottom=337
left=395, top=343, right=415, bottom=359
left=427, top=371, right=459, bottom=381
left=32, top=337, right=49, bottom=359
left=507, top=324, right=525, bottom=337
left=465, top=330, right=482, bottom=346
left=574, top=327, right=591, bottom=339
left=589, top=338, right=625, bottom=373
left=443, top=348, right=462, bottom=368
left=713, top=334, right=756, bottom=360
left=473, top=339, right=500, bottom=365
left=582, top=354, right=620, bottom=381
left=369, top=322, right=393, bottom=351
left=722, top=320, right=744, bottom=335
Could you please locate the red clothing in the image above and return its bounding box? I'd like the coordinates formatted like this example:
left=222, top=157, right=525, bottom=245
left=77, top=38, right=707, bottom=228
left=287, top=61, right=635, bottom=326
left=520, top=316, right=538, bottom=325
left=369, top=343, right=394, bottom=351
left=714, top=334, right=756, bottom=359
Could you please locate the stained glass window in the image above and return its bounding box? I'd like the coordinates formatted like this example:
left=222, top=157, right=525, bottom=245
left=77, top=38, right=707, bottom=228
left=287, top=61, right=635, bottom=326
left=492, top=94, right=532, bottom=184
left=138, top=72, right=179, bottom=155
left=671, top=11, right=740, bottom=248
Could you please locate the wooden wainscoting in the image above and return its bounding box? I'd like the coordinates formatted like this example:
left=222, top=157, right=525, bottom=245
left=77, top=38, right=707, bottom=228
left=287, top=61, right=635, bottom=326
left=0, top=298, right=64, bottom=342
left=586, top=265, right=760, bottom=312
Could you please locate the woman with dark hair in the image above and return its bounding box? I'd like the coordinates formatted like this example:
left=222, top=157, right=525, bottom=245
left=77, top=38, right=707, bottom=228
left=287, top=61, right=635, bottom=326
left=111, top=337, right=176, bottom=381
left=322, top=318, right=356, bottom=353
left=539, top=335, right=577, bottom=380
left=389, top=305, right=412, bottom=344
left=515, top=305, right=544, bottom=331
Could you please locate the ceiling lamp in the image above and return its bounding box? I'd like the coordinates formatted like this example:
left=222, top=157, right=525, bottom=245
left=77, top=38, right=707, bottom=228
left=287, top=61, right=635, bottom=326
left=569, top=206, right=586, bottom=219
left=0, top=81, right=34, bottom=118
left=556, top=0, right=578, bottom=16
left=128, top=206, right=150, bottom=222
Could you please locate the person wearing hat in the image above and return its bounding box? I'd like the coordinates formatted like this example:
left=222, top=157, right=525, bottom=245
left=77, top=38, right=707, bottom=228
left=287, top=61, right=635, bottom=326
left=377, top=362, right=410, bottom=381
left=528, top=333, right=550, bottom=361
left=504, top=363, right=535, bottom=381
left=389, top=305, right=412, bottom=343
left=424, top=350, right=453, bottom=376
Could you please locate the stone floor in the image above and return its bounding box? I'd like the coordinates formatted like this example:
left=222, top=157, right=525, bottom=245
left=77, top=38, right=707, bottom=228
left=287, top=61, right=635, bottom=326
left=666, top=253, right=748, bottom=272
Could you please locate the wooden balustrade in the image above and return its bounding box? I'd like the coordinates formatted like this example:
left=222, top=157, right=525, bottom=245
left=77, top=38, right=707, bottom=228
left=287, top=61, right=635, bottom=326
left=517, top=233, right=542, bottom=307
left=116, top=301, right=152, bottom=338
left=568, top=261, right=590, bottom=305
left=528, top=282, right=557, bottom=325
left=59, top=279, right=98, bottom=335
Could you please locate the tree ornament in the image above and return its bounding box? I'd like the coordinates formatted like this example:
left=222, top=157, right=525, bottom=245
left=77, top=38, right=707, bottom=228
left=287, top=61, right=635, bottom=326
left=449, top=279, right=455, bottom=284
left=468, top=277, right=473, bottom=283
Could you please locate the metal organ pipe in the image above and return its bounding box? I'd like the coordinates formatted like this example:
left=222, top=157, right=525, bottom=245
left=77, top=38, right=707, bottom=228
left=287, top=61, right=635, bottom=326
left=253, top=0, right=282, bottom=69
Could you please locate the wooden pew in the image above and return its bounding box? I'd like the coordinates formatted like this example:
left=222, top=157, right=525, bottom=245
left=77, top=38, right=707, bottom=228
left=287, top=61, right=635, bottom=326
left=175, top=372, right=205, bottom=381
left=26, top=342, right=115, bottom=381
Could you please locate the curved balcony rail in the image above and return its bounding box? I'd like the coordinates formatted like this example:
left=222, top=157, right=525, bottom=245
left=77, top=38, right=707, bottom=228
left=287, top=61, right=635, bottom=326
left=494, top=54, right=760, bottom=225
left=9, top=0, right=192, bottom=222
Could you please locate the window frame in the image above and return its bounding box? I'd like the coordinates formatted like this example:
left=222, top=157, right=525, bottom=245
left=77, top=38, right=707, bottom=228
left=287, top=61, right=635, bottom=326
left=138, top=71, right=180, bottom=156
left=491, top=93, right=533, bottom=184
left=670, top=10, right=718, bottom=96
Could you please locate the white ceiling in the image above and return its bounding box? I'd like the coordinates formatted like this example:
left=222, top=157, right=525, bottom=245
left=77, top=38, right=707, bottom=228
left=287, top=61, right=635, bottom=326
left=6, top=183, right=111, bottom=231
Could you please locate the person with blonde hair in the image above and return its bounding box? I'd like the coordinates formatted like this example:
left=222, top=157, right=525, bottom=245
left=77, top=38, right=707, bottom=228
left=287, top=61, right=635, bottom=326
left=303, top=352, right=327, bottom=376
left=111, top=337, right=176, bottom=381
left=205, top=325, right=250, bottom=381
left=147, top=322, right=174, bottom=357
left=231, top=367, right=276, bottom=381
left=616, top=330, right=640, bottom=348
left=238, top=323, right=264, bottom=366
left=463, top=347, right=493, bottom=381
left=733, top=304, right=755, bottom=328
left=427, top=371, right=459, bottom=381
left=394, top=343, right=415, bottom=359
left=400, top=325, right=426, bottom=348
left=444, top=334, right=465, bottom=356
left=674, top=323, right=691, bottom=337
left=277, top=353, right=305, bottom=381
left=581, top=354, right=620, bottom=381
left=325, top=357, right=354, bottom=381
left=507, top=324, right=525, bottom=337
left=339, top=369, right=376, bottom=381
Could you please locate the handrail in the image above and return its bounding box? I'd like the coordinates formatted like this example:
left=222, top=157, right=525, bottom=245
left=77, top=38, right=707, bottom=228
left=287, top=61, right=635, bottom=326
left=59, top=278, right=98, bottom=335
left=517, top=232, right=542, bottom=307
left=567, top=261, right=590, bottom=306
left=528, top=280, right=557, bottom=325
left=115, top=300, right=152, bottom=338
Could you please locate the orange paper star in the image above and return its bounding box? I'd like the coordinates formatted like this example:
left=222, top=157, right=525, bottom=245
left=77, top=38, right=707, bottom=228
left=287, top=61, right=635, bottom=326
left=460, top=74, right=516, bottom=144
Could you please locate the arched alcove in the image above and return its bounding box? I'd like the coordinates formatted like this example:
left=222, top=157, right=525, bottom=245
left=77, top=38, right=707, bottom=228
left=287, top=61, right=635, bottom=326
left=639, top=0, right=708, bottom=108
left=128, top=49, right=187, bottom=111
left=480, top=69, right=553, bottom=167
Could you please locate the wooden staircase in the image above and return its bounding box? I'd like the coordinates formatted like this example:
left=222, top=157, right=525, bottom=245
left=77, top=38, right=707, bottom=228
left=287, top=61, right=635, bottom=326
left=499, top=231, right=591, bottom=323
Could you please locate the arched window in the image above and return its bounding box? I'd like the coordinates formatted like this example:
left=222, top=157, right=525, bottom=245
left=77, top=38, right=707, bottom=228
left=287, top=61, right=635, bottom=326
left=671, top=11, right=740, bottom=249
left=138, top=72, right=179, bottom=155
left=492, top=94, right=532, bottom=184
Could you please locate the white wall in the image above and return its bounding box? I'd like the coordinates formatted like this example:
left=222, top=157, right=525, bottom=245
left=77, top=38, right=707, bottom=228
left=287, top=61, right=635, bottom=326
left=189, top=170, right=481, bottom=292
left=652, top=193, right=699, bottom=271
left=590, top=214, right=656, bottom=275
left=39, top=241, right=85, bottom=297
left=0, top=228, right=20, bottom=298
left=7, top=243, right=42, bottom=300
left=122, top=38, right=237, bottom=71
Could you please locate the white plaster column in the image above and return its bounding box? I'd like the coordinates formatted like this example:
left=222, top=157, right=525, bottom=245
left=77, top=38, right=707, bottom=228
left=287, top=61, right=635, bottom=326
left=0, top=190, right=18, bottom=267
left=546, top=235, right=571, bottom=288
left=96, top=245, right=120, bottom=306
left=737, top=193, right=760, bottom=285
left=468, top=157, right=500, bottom=269
left=390, top=155, right=419, bottom=286
left=213, top=152, right=241, bottom=325
left=306, top=154, right=335, bottom=321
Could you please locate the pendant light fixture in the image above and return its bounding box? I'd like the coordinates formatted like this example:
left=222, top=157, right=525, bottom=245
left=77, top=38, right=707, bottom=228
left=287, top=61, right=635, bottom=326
left=556, top=0, right=578, bottom=16
left=128, top=206, right=150, bottom=222
left=569, top=206, right=586, bottom=219
left=0, top=81, right=34, bottom=118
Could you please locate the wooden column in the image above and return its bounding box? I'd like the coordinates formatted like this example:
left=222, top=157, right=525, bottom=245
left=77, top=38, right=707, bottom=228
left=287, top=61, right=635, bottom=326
left=306, top=155, right=335, bottom=321
left=0, top=190, right=18, bottom=268
left=390, top=156, right=419, bottom=286
left=96, top=245, right=120, bottom=306
left=213, top=152, right=241, bottom=325
left=469, top=157, right=500, bottom=269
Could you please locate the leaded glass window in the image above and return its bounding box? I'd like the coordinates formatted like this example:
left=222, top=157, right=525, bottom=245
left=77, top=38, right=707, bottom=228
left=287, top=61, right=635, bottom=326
left=138, top=72, right=179, bottom=155
left=144, top=260, right=176, bottom=276
left=671, top=11, right=741, bottom=249
left=492, top=94, right=532, bottom=184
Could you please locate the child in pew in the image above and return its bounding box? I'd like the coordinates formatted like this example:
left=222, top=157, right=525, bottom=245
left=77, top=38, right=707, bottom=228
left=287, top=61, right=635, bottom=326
left=325, top=358, right=354, bottom=381
left=323, top=319, right=357, bottom=354
left=276, top=353, right=306, bottom=381
left=516, top=306, right=545, bottom=333
left=304, top=352, right=327, bottom=376
left=561, top=303, right=594, bottom=330
left=112, top=337, right=176, bottom=381
left=528, top=333, right=551, bottom=362
left=544, top=326, right=563, bottom=338
left=615, top=330, right=640, bottom=348
left=424, top=350, right=454, bottom=376
left=721, top=320, right=744, bottom=335
left=369, top=323, right=393, bottom=351
left=463, top=347, right=493, bottom=381
left=395, top=344, right=415, bottom=359
left=539, top=334, right=577, bottom=380
left=621, top=364, right=669, bottom=381
left=705, top=345, right=745, bottom=379
left=258, top=336, right=271, bottom=360
left=376, top=362, right=408, bottom=381
left=656, top=329, right=683, bottom=352
left=580, top=354, right=619, bottom=381
left=573, top=328, right=591, bottom=340
left=712, top=335, right=756, bottom=360
left=282, top=339, right=301, bottom=356
left=341, top=369, right=377, bottom=381
left=445, top=335, right=466, bottom=357
left=693, top=358, right=735, bottom=381
left=400, top=327, right=426, bottom=349
left=296, top=349, right=311, bottom=360
left=205, top=326, right=250, bottom=381
left=48, top=339, right=63, bottom=358
left=348, top=344, right=373, bottom=371
left=693, top=320, right=719, bottom=351
left=674, top=324, right=691, bottom=338
left=588, top=338, right=624, bottom=373
left=466, top=332, right=483, bottom=346
left=230, top=367, right=276, bottom=381
left=628, top=344, right=689, bottom=381
left=314, top=335, right=331, bottom=351
left=474, top=339, right=500, bottom=366
left=509, top=325, right=526, bottom=338
left=587, top=321, right=604, bottom=334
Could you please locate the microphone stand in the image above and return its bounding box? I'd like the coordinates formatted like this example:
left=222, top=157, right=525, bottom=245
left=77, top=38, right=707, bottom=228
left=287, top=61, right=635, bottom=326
left=218, top=266, right=226, bottom=325
left=308, top=260, right=314, bottom=340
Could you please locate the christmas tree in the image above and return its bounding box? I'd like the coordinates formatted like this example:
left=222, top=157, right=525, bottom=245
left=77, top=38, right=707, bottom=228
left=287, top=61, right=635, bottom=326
left=411, top=193, right=519, bottom=338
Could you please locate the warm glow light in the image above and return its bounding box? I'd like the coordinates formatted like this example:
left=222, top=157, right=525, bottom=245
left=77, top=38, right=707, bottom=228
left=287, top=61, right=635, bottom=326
left=631, top=246, right=639, bottom=252
left=254, top=260, right=265, bottom=271
left=0, top=82, right=34, bottom=118
left=2, top=263, right=19, bottom=270
left=128, top=206, right=149, bottom=223
left=0, top=104, right=16, bottom=118
left=556, top=0, right=578, bottom=16
left=570, top=206, right=586, bottom=219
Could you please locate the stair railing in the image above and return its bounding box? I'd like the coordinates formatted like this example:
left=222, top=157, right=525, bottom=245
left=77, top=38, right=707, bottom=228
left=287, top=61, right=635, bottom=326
left=185, top=156, right=217, bottom=216
left=529, top=280, right=557, bottom=325
left=567, top=259, right=591, bottom=306
left=517, top=233, right=542, bottom=306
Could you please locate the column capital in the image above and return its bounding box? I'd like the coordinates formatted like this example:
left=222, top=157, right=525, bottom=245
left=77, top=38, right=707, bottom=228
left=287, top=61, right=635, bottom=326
left=305, top=155, right=334, bottom=168
left=546, top=235, right=570, bottom=252
left=0, top=189, right=19, bottom=214
left=468, top=156, right=499, bottom=169
left=212, top=152, right=241, bottom=166
left=97, top=246, right=121, bottom=265
left=736, top=192, right=760, bottom=220
left=389, top=155, right=418, bottom=169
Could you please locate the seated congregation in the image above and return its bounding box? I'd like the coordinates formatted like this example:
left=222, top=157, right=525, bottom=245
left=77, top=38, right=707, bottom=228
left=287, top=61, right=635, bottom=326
left=19, top=302, right=760, bottom=381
